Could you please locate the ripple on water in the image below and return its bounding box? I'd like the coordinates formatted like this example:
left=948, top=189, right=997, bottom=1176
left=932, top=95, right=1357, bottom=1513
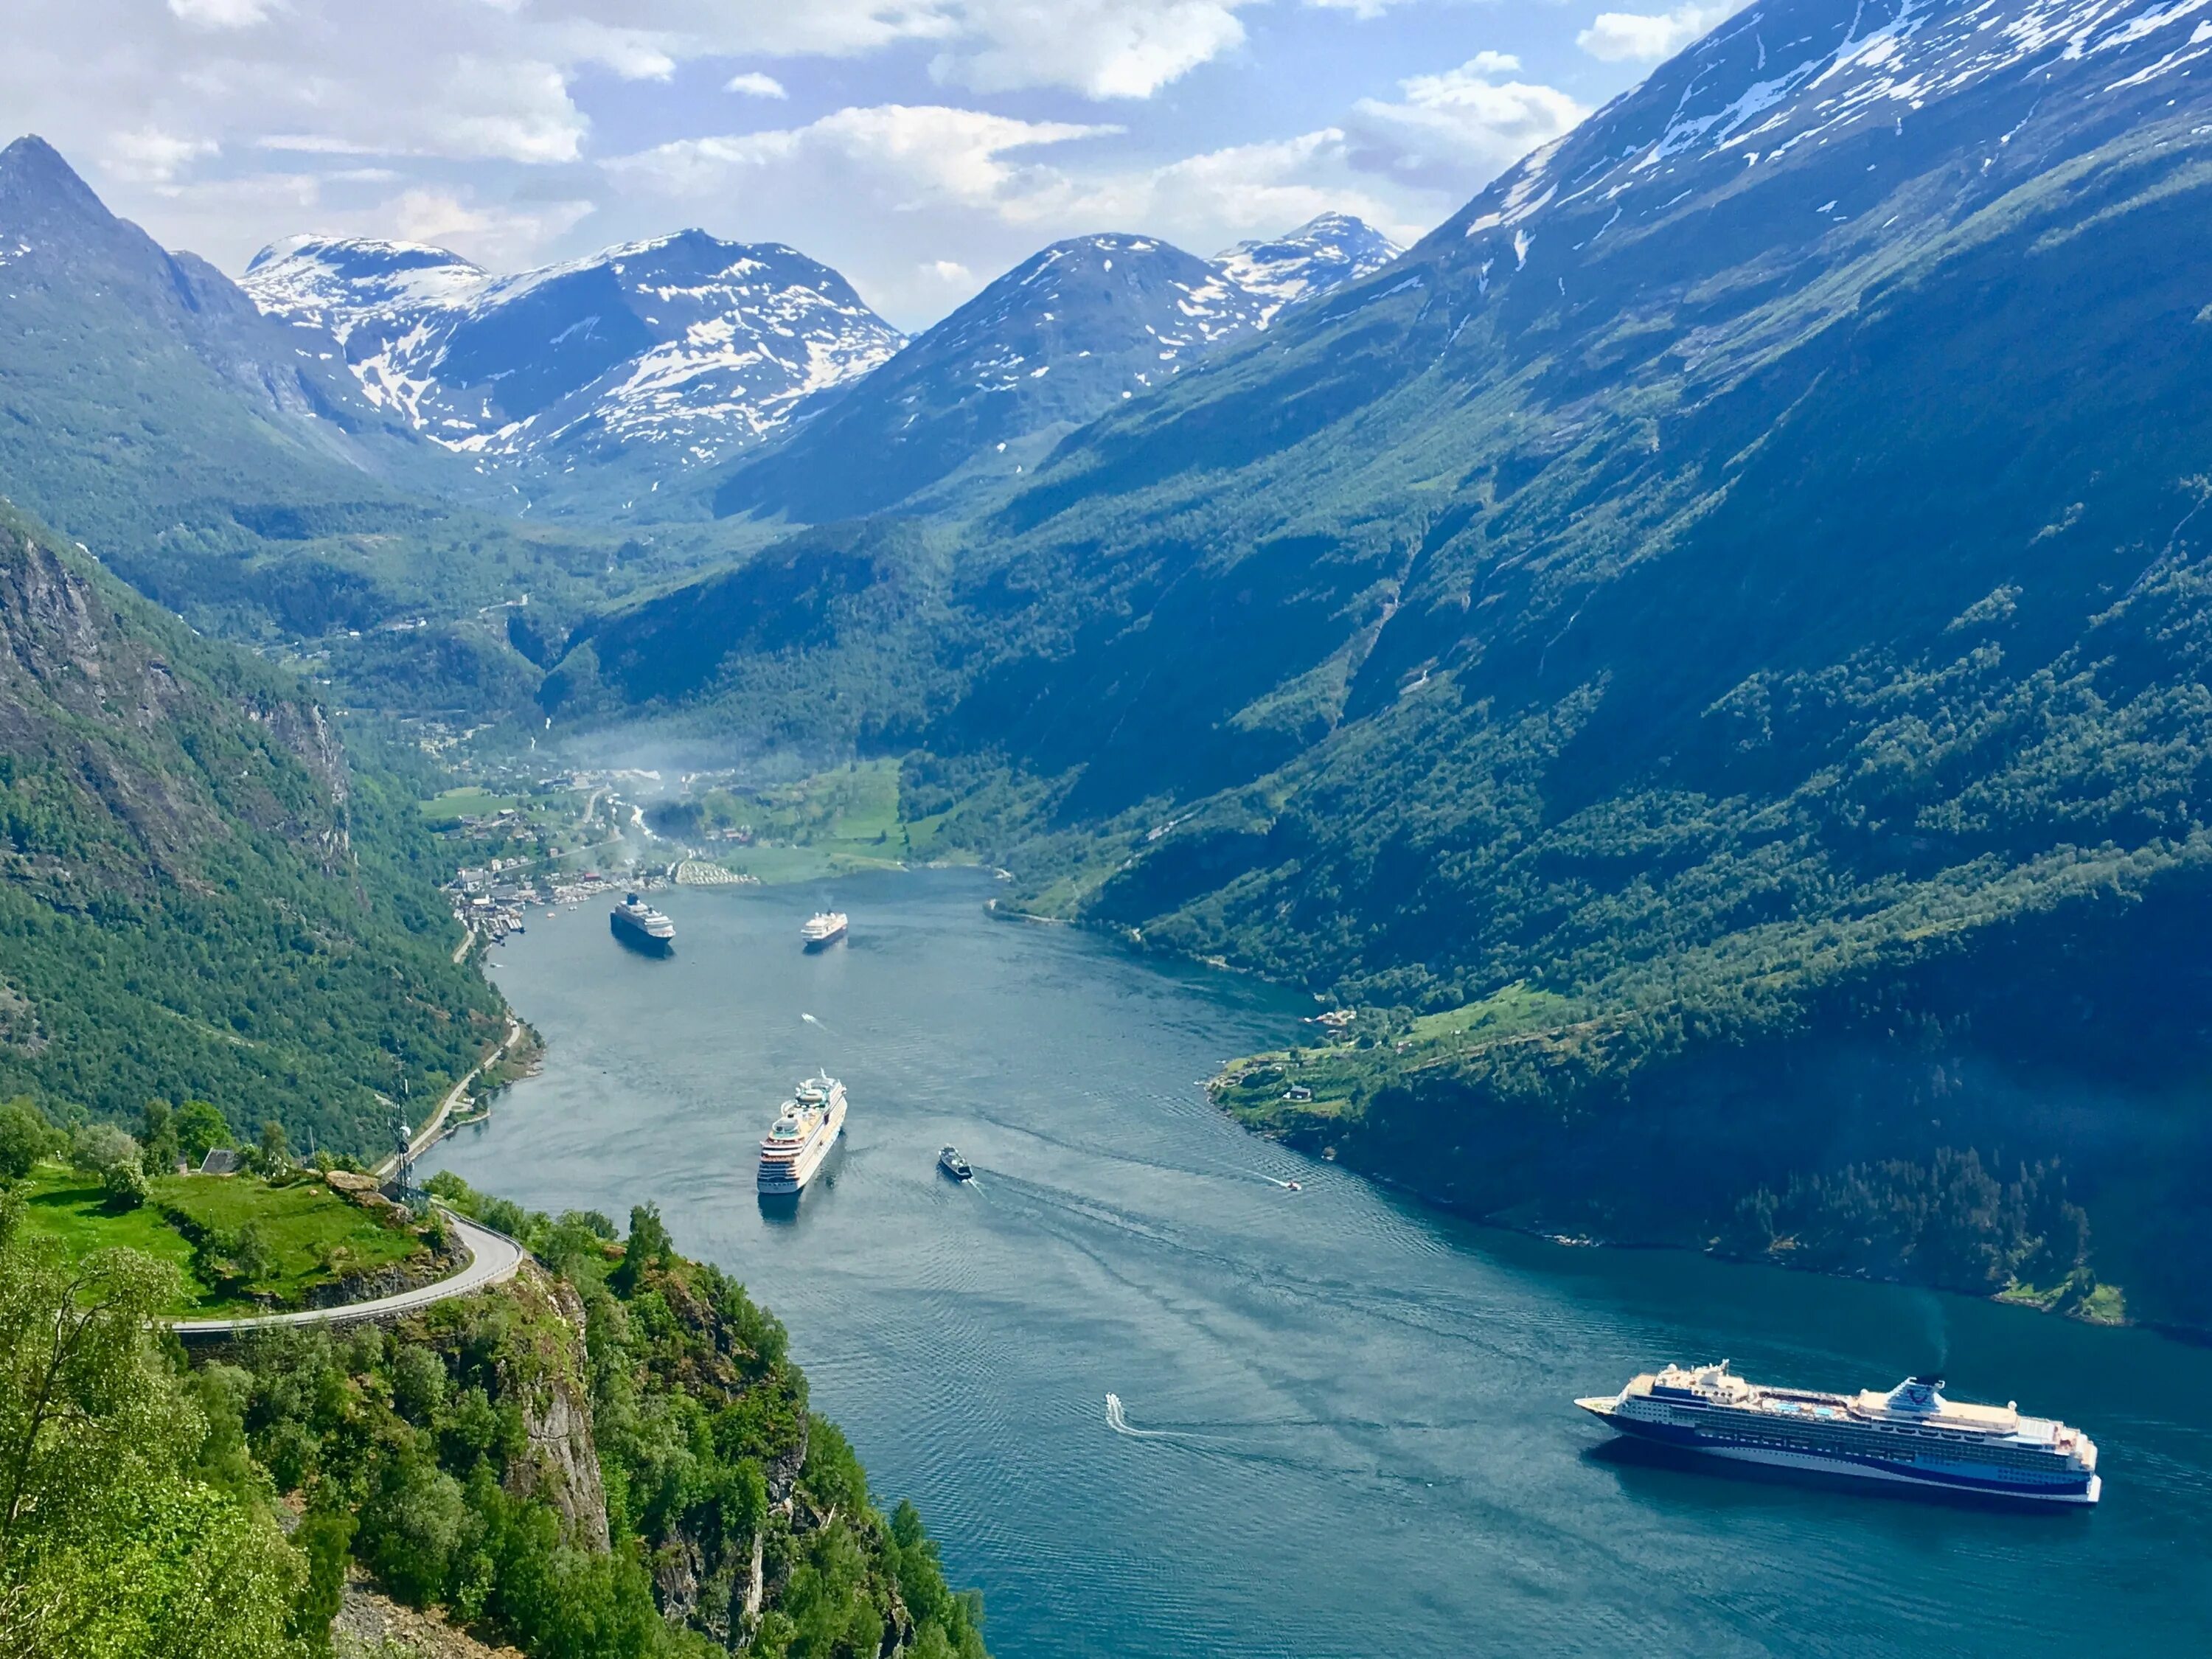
left=434, top=871, right=2212, bottom=1659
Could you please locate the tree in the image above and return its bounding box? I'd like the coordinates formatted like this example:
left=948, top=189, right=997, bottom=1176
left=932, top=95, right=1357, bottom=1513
left=0, top=1192, right=305, bottom=1656
left=140, top=1100, right=181, bottom=1176
left=175, top=1100, right=234, bottom=1167
left=101, top=1161, right=149, bottom=1212
left=0, top=1101, right=52, bottom=1185
left=230, top=1223, right=276, bottom=1289
left=608, top=1203, right=671, bottom=1296
left=256, top=1119, right=289, bottom=1174
left=389, top=1343, right=446, bottom=1428
left=69, top=1123, right=139, bottom=1179
left=289, top=1506, right=355, bottom=1652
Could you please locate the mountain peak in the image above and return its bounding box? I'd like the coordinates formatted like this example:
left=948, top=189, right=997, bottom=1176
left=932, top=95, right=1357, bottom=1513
left=1213, top=213, right=1403, bottom=316
left=245, top=234, right=481, bottom=276
left=0, top=133, right=115, bottom=225
left=241, top=225, right=902, bottom=490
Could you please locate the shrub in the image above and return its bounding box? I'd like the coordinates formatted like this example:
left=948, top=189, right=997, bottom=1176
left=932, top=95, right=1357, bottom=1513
left=102, top=1160, right=150, bottom=1211
left=72, top=1121, right=141, bottom=1178
left=0, top=1099, right=55, bottom=1183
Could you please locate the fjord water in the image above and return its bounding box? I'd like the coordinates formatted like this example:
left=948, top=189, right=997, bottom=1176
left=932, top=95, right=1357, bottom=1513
left=424, top=870, right=2212, bottom=1658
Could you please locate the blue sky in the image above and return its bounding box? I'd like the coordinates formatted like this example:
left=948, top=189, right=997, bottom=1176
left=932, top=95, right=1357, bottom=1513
left=7, top=1, right=1739, bottom=328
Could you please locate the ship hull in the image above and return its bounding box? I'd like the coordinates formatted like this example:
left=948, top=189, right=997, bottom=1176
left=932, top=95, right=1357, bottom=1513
left=611, top=914, right=673, bottom=956
left=801, top=925, right=846, bottom=951
left=1582, top=1406, right=2100, bottom=1505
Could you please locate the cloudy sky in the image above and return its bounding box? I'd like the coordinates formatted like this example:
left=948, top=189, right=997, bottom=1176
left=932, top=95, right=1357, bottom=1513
left=9, top=0, right=1739, bottom=328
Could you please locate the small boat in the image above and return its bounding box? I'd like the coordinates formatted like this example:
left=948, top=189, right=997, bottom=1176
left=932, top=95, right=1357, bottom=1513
left=1284, top=1180, right=1301, bottom=1192
left=938, top=1146, right=974, bottom=1181
left=801, top=910, right=849, bottom=950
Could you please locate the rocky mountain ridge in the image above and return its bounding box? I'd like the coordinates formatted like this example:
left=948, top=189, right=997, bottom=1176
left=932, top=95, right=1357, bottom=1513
left=238, top=213, right=1399, bottom=522
left=709, top=216, right=1402, bottom=522
left=241, top=229, right=906, bottom=501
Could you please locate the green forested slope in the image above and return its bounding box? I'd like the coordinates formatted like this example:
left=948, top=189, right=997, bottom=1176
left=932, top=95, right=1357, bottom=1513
left=540, top=0, right=2212, bottom=1325
left=0, top=500, right=501, bottom=1154
left=0, top=1179, right=987, bottom=1659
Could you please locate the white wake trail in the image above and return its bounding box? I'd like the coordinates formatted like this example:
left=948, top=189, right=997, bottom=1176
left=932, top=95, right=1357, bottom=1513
left=1104, top=1393, right=1201, bottom=1441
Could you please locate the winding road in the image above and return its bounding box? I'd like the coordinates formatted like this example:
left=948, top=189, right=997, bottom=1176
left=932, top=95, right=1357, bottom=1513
left=378, top=1018, right=524, bottom=1179
left=167, top=1208, right=527, bottom=1341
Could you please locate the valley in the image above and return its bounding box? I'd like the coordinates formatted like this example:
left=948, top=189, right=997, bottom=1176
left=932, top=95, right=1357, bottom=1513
left=10, top=0, right=2212, bottom=1651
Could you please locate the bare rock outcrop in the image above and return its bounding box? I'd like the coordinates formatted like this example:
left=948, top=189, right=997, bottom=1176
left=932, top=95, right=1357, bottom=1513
left=495, top=1264, right=611, bottom=1552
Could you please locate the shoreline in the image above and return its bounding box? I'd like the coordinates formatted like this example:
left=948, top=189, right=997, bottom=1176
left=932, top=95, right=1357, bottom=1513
left=1221, top=1102, right=2161, bottom=1340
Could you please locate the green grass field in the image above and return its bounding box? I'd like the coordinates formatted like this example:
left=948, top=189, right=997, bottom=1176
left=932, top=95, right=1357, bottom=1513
left=699, top=759, right=961, bottom=886
left=19, top=1167, right=204, bottom=1287
left=419, top=786, right=520, bottom=824
left=1408, top=983, right=1578, bottom=1044
left=15, top=1162, right=431, bottom=1315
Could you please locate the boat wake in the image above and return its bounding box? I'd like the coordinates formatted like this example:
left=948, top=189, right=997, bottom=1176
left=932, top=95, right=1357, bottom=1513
left=1103, top=1394, right=1246, bottom=1447
left=1105, top=1393, right=1175, bottom=1440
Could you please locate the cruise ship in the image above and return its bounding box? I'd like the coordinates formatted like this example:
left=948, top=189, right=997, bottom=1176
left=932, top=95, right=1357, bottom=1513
left=1576, top=1360, right=2099, bottom=1504
left=609, top=892, right=675, bottom=955
left=756, top=1073, right=847, bottom=1196
left=801, top=911, right=848, bottom=950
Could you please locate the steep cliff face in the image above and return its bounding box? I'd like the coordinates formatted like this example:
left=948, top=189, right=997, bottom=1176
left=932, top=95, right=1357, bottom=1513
left=0, top=500, right=504, bottom=1152
left=236, top=1193, right=987, bottom=1658
left=497, top=1267, right=611, bottom=1553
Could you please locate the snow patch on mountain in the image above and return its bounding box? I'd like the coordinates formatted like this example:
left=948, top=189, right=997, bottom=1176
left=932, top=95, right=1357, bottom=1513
left=240, top=230, right=903, bottom=481
left=1212, top=212, right=1406, bottom=320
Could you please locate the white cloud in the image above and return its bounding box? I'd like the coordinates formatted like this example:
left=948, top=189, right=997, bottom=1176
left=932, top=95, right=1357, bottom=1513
left=616, top=105, right=1120, bottom=216
left=1349, top=53, right=1587, bottom=190
left=1301, top=0, right=1422, bottom=15
left=167, top=0, right=280, bottom=27
left=613, top=104, right=1416, bottom=322
left=1576, top=4, right=1741, bottom=64
left=104, top=128, right=220, bottom=184
left=725, top=72, right=789, bottom=98
left=384, top=188, right=599, bottom=266
left=933, top=0, right=1257, bottom=99
left=552, top=23, right=678, bottom=81
left=0, top=0, right=1627, bottom=326
left=431, top=58, right=588, bottom=164
left=1081, top=130, right=1413, bottom=244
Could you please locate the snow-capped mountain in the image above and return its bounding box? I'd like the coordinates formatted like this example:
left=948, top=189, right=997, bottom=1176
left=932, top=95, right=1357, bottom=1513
left=1213, top=212, right=1403, bottom=319
left=712, top=218, right=1400, bottom=523
left=241, top=230, right=905, bottom=492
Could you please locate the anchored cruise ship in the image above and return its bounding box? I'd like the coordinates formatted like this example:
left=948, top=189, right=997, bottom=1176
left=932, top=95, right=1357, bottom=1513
left=801, top=911, right=848, bottom=950
left=756, top=1073, right=848, bottom=1196
left=1576, top=1360, right=2100, bottom=1504
left=609, top=891, right=675, bottom=955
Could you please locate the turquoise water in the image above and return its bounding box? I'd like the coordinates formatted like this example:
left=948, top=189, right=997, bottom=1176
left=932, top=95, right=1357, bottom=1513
left=424, top=869, right=2212, bottom=1658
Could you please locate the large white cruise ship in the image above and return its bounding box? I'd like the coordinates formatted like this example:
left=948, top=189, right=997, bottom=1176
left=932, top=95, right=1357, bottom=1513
left=756, top=1073, right=847, bottom=1196
left=1576, top=1360, right=2100, bottom=1504
left=609, top=891, right=675, bottom=955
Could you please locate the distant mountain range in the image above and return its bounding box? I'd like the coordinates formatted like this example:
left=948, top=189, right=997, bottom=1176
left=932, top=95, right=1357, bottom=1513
left=240, top=229, right=906, bottom=501
left=0, top=133, right=458, bottom=607
left=711, top=220, right=1399, bottom=523
left=240, top=215, right=1400, bottom=518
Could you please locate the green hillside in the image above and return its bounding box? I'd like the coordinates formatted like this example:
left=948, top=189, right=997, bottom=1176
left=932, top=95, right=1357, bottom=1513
left=537, top=0, right=2212, bottom=1327
left=0, top=1178, right=988, bottom=1659
left=0, top=499, right=501, bottom=1155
